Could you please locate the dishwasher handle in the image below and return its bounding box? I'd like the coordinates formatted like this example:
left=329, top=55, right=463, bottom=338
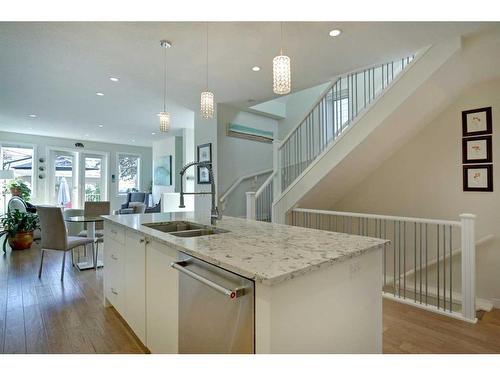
left=171, top=260, right=246, bottom=299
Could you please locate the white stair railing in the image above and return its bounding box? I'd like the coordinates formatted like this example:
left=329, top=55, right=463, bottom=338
left=289, top=208, right=477, bottom=323
left=278, top=56, right=414, bottom=193
left=247, top=57, right=416, bottom=223
left=246, top=171, right=276, bottom=222
left=220, top=168, right=272, bottom=212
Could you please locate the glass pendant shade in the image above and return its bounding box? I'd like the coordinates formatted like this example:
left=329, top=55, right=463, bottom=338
left=159, top=111, right=170, bottom=132
left=273, top=54, right=291, bottom=95
left=200, top=91, right=215, bottom=119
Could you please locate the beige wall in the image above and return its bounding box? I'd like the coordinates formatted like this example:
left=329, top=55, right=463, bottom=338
left=333, top=77, right=500, bottom=303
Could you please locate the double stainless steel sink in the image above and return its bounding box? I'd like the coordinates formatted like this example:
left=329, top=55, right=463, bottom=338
left=142, top=220, right=229, bottom=238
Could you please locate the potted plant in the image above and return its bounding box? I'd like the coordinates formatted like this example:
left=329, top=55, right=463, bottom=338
left=1, top=209, right=40, bottom=250
left=7, top=178, right=32, bottom=201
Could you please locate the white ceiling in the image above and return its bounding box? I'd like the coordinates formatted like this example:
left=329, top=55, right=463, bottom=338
left=0, top=22, right=493, bottom=146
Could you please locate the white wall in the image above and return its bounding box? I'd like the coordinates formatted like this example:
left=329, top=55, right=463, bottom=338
left=183, top=128, right=195, bottom=195
left=0, top=130, right=152, bottom=211
left=217, top=104, right=277, bottom=217
left=333, top=78, right=500, bottom=302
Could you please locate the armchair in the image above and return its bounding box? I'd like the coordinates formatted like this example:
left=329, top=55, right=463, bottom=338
left=117, top=192, right=150, bottom=214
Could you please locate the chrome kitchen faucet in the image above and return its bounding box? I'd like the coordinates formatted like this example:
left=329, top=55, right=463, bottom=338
left=179, top=161, right=221, bottom=225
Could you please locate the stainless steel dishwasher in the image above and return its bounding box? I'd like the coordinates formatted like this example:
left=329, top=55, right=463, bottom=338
left=171, top=256, right=255, bottom=354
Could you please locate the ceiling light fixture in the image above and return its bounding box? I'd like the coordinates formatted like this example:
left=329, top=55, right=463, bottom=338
left=252, top=66, right=261, bottom=72
left=109, top=77, right=119, bottom=82
left=273, top=22, right=291, bottom=95
left=28, top=114, right=37, bottom=118
left=329, top=29, right=342, bottom=37
left=98, top=124, right=104, bottom=128
left=159, top=40, right=172, bottom=132
left=96, top=92, right=104, bottom=96
left=200, top=22, right=215, bottom=120
left=151, top=132, right=156, bottom=135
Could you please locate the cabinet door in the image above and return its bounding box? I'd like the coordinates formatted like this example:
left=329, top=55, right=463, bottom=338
left=146, top=240, right=179, bottom=354
left=124, top=230, right=146, bottom=344
left=103, top=237, right=125, bottom=313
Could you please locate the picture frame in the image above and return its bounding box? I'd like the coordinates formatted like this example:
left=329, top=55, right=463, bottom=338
left=462, top=135, right=492, bottom=164
left=463, top=164, right=493, bottom=192
left=462, top=107, right=492, bottom=137
left=197, top=143, right=212, bottom=184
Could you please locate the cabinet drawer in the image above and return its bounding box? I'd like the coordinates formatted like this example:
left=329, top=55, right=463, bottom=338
left=106, top=223, right=125, bottom=245
left=106, top=275, right=124, bottom=311
left=104, top=239, right=125, bottom=313
left=104, top=239, right=124, bottom=265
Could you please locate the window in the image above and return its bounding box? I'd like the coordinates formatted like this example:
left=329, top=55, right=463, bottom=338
left=0, top=143, right=35, bottom=199
left=117, top=153, right=140, bottom=194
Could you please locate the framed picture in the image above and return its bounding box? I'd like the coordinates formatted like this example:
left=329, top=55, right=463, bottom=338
left=197, top=143, right=212, bottom=184
left=462, top=107, right=492, bottom=137
left=153, top=155, right=172, bottom=186
left=463, top=164, right=493, bottom=192
left=462, top=135, right=492, bottom=164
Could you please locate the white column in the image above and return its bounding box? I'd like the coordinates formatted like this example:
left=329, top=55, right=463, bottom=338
left=246, top=192, right=256, bottom=220
left=460, top=213, right=476, bottom=322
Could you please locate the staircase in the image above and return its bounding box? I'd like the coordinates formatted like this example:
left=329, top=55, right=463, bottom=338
left=269, top=38, right=461, bottom=223
left=240, top=37, right=485, bottom=322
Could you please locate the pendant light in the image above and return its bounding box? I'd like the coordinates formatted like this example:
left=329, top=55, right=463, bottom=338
left=159, top=40, right=172, bottom=132
left=273, top=22, right=291, bottom=95
left=200, top=22, right=215, bottom=119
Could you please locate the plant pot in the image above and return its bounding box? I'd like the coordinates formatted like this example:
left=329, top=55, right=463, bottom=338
left=8, top=231, right=34, bottom=250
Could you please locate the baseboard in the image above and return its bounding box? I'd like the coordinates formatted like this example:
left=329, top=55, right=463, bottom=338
left=489, top=298, right=500, bottom=309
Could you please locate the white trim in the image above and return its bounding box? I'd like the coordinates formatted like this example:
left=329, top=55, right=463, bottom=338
left=80, top=151, right=110, bottom=206
left=382, top=292, right=477, bottom=324
left=292, top=208, right=462, bottom=227
left=0, top=140, right=38, bottom=200
left=116, top=152, right=142, bottom=197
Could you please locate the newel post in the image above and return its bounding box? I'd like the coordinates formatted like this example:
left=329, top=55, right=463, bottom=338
left=273, top=139, right=282, bottom=200
left=460, top=213, right=476, bottom=322
left=246, top=192, right=256, bottom=220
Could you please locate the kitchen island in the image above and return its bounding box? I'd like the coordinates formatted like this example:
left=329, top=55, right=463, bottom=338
left=102, top=212, right=387, bottom=354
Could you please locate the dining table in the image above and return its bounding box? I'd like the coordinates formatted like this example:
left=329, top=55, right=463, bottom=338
left=64, top=215, right=104, bottom=270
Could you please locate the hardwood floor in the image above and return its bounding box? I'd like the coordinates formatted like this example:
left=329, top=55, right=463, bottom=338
left=1, top=238, right=499, bottom=354
left=0, top=240, right=146, bottom=354
left=383, top=299, right=500, bottom=353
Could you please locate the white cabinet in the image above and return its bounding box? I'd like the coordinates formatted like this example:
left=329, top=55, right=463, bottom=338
left=103, top=224, right=125, bottom=313
left=123, top=230, right=147, bottom=344
left=145, top=240, right=179, bottom=354
left=103, top=222, right=179, bottom=352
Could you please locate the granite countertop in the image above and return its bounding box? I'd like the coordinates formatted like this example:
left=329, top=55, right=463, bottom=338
left=102, top=212, right=388, bottom=286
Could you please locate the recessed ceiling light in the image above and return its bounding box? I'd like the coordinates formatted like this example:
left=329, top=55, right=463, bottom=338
left=98, top=124, right=104, bottom=128
left=28, top=114, right=37, bottom=118
left=131, top=139, right=135, bottom=143
left=96, top=92, right=104, bottom=96
left=252, top=66, right=261, bottom=72
left=85, top=134, right=90, bottom=137
left=151, top=132, right=156, bottom=135
left=109, top=77, right=119, bottom=82
left=329, top=29, right=342, bottom=37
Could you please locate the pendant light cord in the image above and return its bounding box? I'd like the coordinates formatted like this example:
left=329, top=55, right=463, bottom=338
left=163, top=44, right=167, bottom=112
left=206, top=22, right=209, bottom=90
left=280, top=21, right=283, bottom=56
